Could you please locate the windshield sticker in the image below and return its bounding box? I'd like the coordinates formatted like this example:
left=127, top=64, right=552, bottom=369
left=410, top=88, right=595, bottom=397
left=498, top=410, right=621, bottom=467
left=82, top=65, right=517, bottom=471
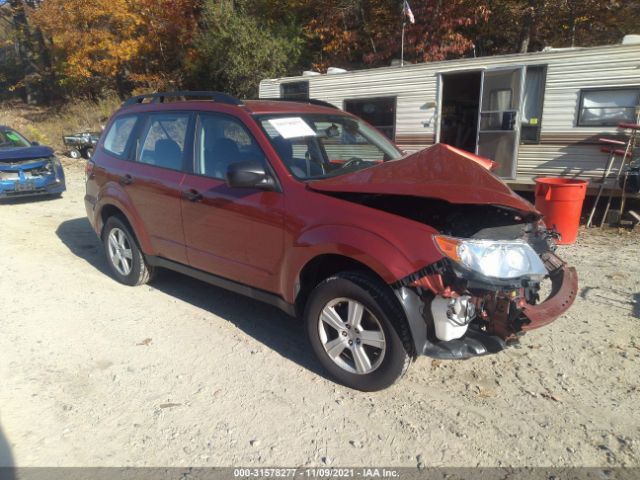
left=268, top=117, right=316, bottom=139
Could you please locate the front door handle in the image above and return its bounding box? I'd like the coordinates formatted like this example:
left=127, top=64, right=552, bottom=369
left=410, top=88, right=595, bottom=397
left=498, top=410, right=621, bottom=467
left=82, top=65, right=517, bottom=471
left=119, top=174, right=134, bottom=185
left=182, top=188, right=203, bottom=202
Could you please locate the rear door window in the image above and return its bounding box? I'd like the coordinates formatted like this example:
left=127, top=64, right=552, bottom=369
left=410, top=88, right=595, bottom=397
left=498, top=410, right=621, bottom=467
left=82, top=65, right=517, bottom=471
left=103, top=116, right=138, bottom=157
left=136, top=114, right=190, bottom=170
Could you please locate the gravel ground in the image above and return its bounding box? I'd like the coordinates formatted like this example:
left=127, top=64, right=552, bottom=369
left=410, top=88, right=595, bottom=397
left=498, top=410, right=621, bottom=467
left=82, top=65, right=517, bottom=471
left=0, top=160, right=638, bottom=468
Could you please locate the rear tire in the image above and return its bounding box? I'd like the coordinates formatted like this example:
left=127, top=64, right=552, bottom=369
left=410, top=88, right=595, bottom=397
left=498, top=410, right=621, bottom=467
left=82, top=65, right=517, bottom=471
left=102, top=216, right=154, bottom=286
left=304, top=272, right=412, bottom=391
left=68, top=149, right=81, bottom=159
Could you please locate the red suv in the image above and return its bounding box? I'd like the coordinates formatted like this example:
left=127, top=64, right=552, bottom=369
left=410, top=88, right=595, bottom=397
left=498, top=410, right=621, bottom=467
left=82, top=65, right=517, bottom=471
left=85, top=91, right=577, bottom=391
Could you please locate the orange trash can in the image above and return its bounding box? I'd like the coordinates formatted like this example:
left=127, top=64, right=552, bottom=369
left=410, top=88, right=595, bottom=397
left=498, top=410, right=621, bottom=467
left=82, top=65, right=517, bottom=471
left=534, top=178, right=588, bottom=245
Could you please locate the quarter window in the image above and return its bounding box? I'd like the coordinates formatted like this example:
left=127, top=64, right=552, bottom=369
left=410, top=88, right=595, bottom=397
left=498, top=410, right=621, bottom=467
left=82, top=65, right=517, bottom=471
left=137, top=114, right=189, bottom=170
left=103, top=116, right=138, bottom=157
left=196, top=114, right=267, bottom=179
left=578, top=88, right=640, bottom=126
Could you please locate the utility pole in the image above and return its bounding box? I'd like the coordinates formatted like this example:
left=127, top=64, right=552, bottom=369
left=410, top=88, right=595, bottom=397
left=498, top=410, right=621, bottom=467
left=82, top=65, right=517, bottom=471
left=401, top=17, right=405, bottom=67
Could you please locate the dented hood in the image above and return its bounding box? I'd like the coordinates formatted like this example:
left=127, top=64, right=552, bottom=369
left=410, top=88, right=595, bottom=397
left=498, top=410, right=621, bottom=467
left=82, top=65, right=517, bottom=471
left=0, top=145, right=53, bottom=163
left=309, top=143, right=538, bottom=214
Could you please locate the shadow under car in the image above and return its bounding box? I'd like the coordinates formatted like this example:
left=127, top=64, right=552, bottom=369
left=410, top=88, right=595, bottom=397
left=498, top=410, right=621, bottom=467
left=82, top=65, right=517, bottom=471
left=55, top=217, right=326, bottom=378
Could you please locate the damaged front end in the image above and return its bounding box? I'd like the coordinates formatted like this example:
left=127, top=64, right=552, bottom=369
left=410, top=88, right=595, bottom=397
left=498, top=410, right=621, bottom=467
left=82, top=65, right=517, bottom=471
left=309, top=143, right=578, bottom=359
left=0, top=156, right=66, bottom=198
left=394, top=220, right=578, bottom=359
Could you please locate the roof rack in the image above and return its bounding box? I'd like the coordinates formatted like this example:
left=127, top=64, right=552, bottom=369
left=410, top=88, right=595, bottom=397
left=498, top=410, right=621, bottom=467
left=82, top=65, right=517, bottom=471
left=258, top=98, right=339, bottom=110
left=123, top=91, right=243, bottom=107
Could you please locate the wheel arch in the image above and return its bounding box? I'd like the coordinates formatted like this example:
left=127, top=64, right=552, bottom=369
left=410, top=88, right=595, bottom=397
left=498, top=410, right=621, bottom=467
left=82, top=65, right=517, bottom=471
left=96, top=199, right=153, bottom=254
left=293, top=253, right=417, bottom=358
left=100, top=204, right=129, bottom=236
left=294, top=253, right=384, bottom=317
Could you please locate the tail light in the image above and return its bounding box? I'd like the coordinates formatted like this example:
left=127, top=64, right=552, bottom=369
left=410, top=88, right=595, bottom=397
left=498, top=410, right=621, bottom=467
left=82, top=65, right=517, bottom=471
left=85, top=159, right=96, bottom=179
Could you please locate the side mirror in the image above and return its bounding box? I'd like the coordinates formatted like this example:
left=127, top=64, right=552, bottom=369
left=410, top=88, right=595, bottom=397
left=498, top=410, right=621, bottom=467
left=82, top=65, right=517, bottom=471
left=226, top=160, right=276, bottom=190
left=31, top=141, right=40, bottom=146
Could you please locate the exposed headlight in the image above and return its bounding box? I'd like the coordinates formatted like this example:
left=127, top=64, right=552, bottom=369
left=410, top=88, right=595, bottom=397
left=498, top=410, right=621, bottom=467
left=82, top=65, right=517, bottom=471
left=49, top=156, right=62, bottom=179
left=434, top=235, right=547, bottom=279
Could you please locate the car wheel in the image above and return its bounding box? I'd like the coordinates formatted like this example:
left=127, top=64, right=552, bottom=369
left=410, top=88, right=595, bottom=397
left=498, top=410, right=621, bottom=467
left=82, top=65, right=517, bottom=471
left=83, top=147, right=94, bottom=159
left=68, top=149, right=81, bottom=159
left=103, top=216, right=154, bottom=286
left=304, top=272, right=412, bottom=391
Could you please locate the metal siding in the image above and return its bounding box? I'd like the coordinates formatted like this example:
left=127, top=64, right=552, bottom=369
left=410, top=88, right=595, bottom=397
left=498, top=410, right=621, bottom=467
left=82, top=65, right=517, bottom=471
left=517, top=144, right=628, bottom=180
left=258, top=80, right=280, bottom=98
left=260, top=44, right=640, bottom=182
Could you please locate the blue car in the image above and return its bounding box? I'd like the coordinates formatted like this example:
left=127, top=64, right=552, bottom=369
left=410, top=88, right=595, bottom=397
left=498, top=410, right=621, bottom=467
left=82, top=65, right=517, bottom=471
left=0, top=126, right=66, bottom=199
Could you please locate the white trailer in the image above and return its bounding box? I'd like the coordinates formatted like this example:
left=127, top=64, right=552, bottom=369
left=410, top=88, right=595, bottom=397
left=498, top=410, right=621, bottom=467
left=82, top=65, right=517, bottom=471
left=259, top=38, right=640, bottom=193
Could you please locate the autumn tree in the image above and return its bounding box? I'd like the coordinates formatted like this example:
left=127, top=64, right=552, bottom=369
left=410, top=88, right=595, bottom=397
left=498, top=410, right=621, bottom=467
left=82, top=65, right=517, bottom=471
left=0, top=0, right=637, bottom=103
left=127, top=0, right=201, bottom=91
left=277, top=1, right=489, bottom=71
left=541, top=0, right=637, bottom=48
left=373, top=1, right=490, bottom=64
left=31, top=0, right=200, bottom=97
left=470, top=0, right=638, bottom=56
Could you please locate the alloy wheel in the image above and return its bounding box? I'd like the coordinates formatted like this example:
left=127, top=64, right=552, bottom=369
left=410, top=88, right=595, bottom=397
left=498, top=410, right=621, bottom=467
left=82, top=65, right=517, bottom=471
left=317, top=297, right=386, bottom=375
left=107, top=227, right=133, bottom=276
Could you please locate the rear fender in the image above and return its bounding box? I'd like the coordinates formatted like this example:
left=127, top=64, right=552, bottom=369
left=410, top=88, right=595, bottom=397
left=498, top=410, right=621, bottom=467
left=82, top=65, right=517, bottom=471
left=95, top=182, right=154, bottom=254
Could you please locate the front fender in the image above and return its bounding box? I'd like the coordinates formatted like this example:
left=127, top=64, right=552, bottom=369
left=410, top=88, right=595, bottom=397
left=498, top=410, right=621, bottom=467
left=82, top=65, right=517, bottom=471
left=95, top=182, right=154, bottom=254
left=281, top=224, right=439, bottom=304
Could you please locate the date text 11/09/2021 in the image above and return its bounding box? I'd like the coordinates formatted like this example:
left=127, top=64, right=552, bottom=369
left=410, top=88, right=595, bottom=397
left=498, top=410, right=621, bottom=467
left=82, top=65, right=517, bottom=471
left=233, top=468, right=400, bottom=478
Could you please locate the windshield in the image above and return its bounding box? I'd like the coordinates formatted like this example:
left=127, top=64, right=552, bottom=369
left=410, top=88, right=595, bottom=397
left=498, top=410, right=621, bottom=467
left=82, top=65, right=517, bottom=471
left=0, top=129, right=31, bottom=148
left=257, top=114, right=402, bottom=180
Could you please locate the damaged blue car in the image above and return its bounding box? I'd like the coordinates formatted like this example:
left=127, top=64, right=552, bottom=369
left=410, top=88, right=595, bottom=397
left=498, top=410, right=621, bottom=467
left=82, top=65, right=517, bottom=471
left=0, top=126, right=65, bottom=199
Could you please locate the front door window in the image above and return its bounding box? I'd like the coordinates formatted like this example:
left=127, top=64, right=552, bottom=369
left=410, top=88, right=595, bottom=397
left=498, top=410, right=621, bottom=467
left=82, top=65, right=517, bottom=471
left=196, top=114, right=268, bottom=179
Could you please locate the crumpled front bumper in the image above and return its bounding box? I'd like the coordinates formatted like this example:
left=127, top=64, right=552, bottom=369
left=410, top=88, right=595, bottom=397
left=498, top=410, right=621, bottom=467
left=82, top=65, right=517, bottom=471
left=394, top=250, right=578, bottom=359
left=521, top=263, right=578, bottom=331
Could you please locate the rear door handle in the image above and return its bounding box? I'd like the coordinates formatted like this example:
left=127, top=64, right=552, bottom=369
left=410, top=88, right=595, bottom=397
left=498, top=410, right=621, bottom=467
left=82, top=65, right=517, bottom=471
left=182, top=189, right=203, bottom=202
left=119, top=174, right=134, bottom=185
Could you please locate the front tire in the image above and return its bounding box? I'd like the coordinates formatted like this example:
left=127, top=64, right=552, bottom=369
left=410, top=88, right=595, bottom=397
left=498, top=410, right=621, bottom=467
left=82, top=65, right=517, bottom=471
left=103, top=216, right=154, bottom=286
left=304, top=272, right=412, bottom=391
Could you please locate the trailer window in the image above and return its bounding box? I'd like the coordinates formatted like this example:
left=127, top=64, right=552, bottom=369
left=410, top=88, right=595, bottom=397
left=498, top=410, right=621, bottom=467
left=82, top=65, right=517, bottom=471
left=344, top=97, right=396, bottom=140
left=281, top=81, right=309, bottom=100
left=578, top=88, right=640, bottom=127
left=521, top=66, right=546, bottom=143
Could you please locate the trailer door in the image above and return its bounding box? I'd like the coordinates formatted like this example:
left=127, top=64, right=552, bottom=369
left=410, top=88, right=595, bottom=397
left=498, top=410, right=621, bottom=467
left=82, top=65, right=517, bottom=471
left=476, top=66, right=525, bottom=179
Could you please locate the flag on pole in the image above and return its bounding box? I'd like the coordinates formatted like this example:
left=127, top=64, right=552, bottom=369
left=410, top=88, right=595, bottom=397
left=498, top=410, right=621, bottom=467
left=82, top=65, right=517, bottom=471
left=403, top=1, right=415, bottom=24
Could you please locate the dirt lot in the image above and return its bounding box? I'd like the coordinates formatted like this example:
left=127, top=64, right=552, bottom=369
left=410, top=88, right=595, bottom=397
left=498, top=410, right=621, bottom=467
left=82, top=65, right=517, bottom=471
left=0, top=160, right=639, bottom=468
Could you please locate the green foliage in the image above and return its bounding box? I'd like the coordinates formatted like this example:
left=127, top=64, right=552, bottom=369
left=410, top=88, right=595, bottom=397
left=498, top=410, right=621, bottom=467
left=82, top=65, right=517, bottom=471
left=186, top=1, right=303, bottom=98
